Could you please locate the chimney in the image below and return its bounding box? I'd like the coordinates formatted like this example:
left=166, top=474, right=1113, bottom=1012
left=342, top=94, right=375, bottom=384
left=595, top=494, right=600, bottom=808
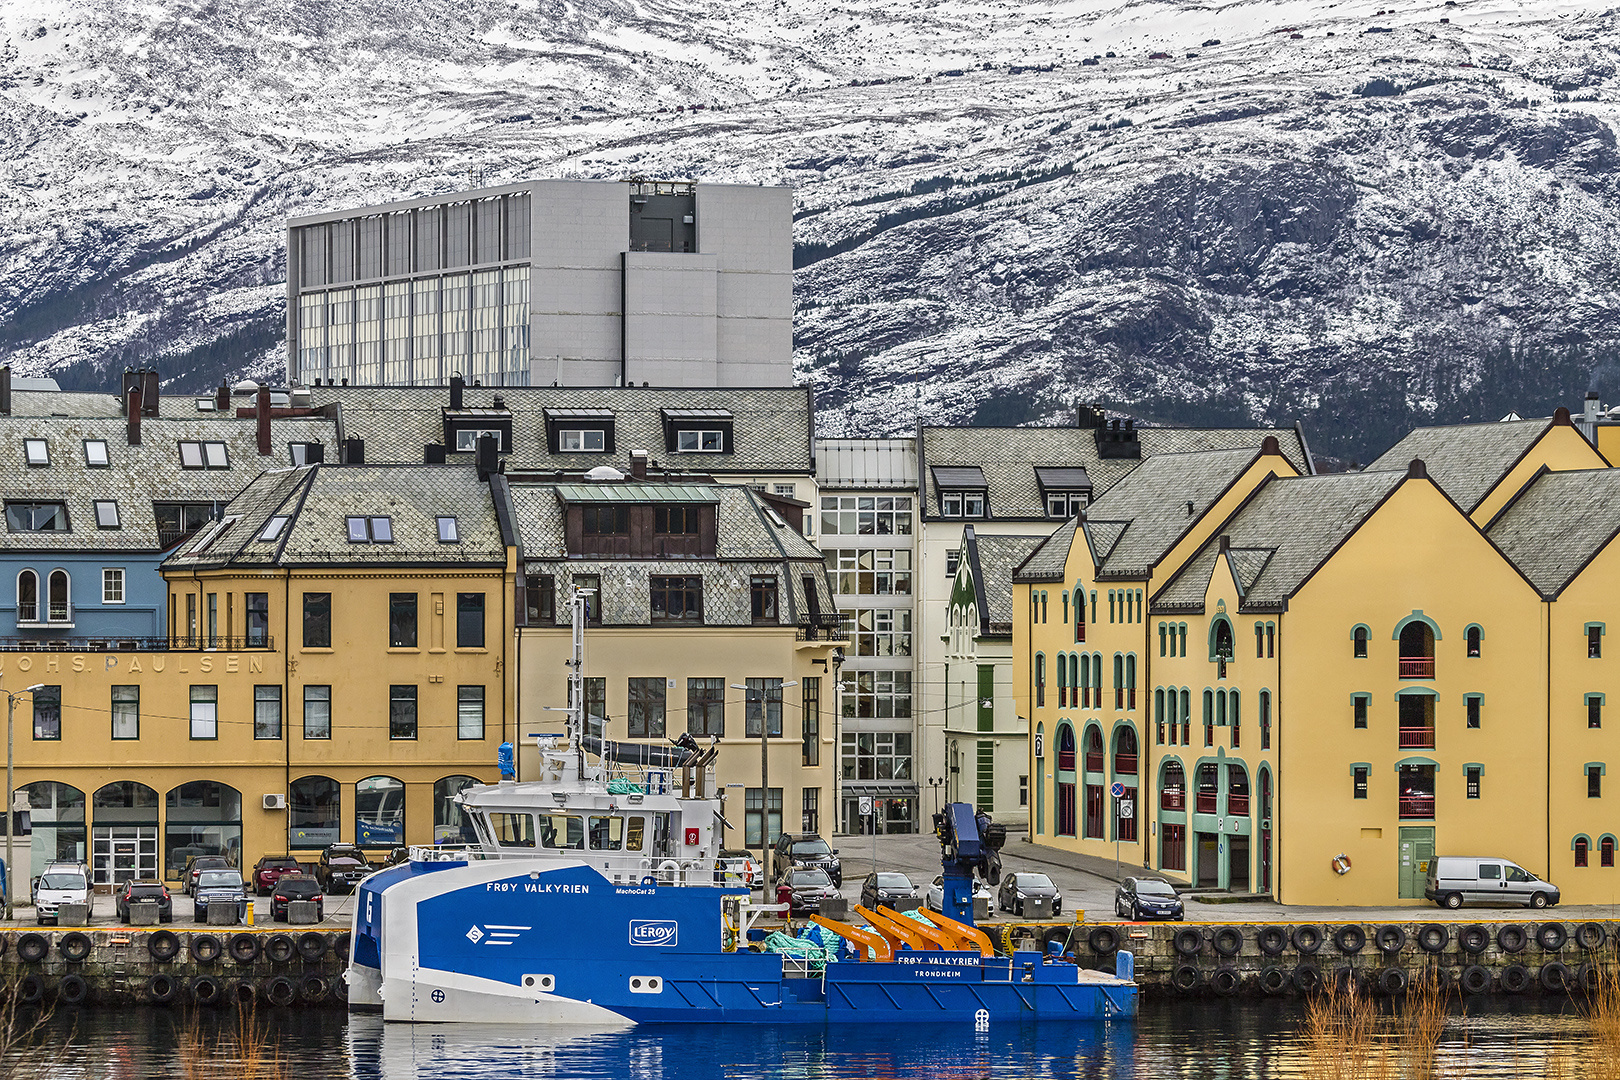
left=476, top=433, right=497, bottom=480
left=425, top=444, right=447, bottom=465
left=345, top=437, right=365, bottom=465
left=629, top=449, right=649, bottom=480
left=1076, top=402, right=1105, bottom=430
left=216, top=381, right=230, bottom=411
left=450, top=374, right=465, bottom=410
left=1261, top=435, right=1281, bottom=456
left=126, top=385, right=143, bottom=446
left=1586, top=392, right=1601, bottom=425
left=256, top=383, right=272, bottom=456
left=141, top=369, right=159, bottom=415
left=0, top=365, right=10, bottom=417
left=1408, top=458, right=1428, bottom=480
left=1219, top=534, right=1230, bottom=552
left=1554, top=406, right=1573, bottom=426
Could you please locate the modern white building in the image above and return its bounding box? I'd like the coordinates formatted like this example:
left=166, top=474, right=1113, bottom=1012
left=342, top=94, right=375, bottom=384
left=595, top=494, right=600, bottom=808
left=286, top=179, right=793, bottom=390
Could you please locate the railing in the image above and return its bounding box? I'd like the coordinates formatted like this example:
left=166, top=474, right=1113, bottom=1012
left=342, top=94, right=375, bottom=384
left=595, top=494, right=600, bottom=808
left=1114, top=753, right=1138, bottom=775
left=1084, top=752, right=1105, bottom=773
left=1398, top=794, right=1435, bottom=819
left=1160, top=789, right=1185, bottom=811
left=0, top=636, right=274, bottom=653
left=1398, top=726, right=1436, bottom=749
left=1127, top=689, right=1137, bottom=710
left=1196, top=792, right=1218, bottom=814
left=796, top=616, right=850, bottom=642
left=1227, top=794, right=1250, bottom=816
left=1115, top=689, right=1124, bottom=709
left=1399, top=656, right=1435, bottom=679
left=16, top=602, right=74, bottom=626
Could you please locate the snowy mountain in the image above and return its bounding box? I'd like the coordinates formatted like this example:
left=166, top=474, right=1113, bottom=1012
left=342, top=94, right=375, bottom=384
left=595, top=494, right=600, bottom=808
left=1, top=0, right=1618, bottom=460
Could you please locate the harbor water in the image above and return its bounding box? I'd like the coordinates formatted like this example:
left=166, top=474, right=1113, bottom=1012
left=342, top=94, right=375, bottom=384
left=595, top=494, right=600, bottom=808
left=0, top=999, right=1608, bottom=1078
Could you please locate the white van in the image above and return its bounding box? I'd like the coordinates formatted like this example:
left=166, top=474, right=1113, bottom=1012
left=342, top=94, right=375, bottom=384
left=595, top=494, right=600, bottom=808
left=1425, top=856, right=1560, bottom=909
left=33, top=861, right=93, bottom=924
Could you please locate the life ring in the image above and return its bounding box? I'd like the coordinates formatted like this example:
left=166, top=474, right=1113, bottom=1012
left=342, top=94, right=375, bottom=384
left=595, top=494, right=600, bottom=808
left=1258, top=965, right=1289, bottom=995
left=1378, top=967, right=1408, bottom=996
left=656, top=860, right=682, bottom=884
left=146, top=973, right=179, bottom=1005
left=1416, top=924, right=1449, bottom=953
left=58, top=931, right=92, bottom=963
left=1171, top=964, right=1202, bottom=993
left=190, top=975, right=224, bottom=1007
left=1500, top=963, right=1532, bottom=994
left=1497, top=925, right=1528, bottom=954
left=297, top=932, right=328, bottom=962
left=1256, top=926, right=1288, bottom=957
left=57, top=974, right=89, bottom=1006
left=229, top=933, right=261, bottom=964
left=264, top=975, right=297, bottom=1007
left=265, top=934, right=296, bottom=964
left=299, top=973, right=329, bottom=1003
left=1540, top=962, right=1571, bottom=994
left=148, top=930, right=181, bottom=962
left=1332, top=854, right=1352, bottom=875
left=1536, top=923, right=1568, bottom=952
left=1209, top=967, right=1240, bottom=997
left=190, top=933, right=223, bottom=964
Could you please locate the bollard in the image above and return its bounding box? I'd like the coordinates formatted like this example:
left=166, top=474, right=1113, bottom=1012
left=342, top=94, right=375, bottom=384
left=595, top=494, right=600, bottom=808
left=287, top=900, right=320, bottom=925
left=1115, top=949, right=1135, bottom=982
left=130, top=903, right=159, bottom=926
left=57, top=903, right=89, bottom=927
left=207, top=902, right=239, bottom=925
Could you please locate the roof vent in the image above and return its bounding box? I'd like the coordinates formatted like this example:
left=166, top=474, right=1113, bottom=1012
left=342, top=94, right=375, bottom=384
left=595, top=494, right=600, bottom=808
left=1407, top=458, right=1428, bottom=480
left=585, top=465, right=626, bottom=482
left=1261, top=435, right=1280, bottom=456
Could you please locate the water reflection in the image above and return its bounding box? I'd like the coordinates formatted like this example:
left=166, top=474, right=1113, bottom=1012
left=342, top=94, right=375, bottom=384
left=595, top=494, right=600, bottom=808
left=0, top=999, right=1604, bottom=1080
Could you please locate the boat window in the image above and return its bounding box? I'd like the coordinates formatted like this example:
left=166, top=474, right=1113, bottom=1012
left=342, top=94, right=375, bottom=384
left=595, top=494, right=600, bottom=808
left=488, top=812, right=536, bottom=848
left=538, top=814, right=584, bottom=849
left=625, top=816, right=645, bottom=852
left=589, top=816, right=623, bottom=851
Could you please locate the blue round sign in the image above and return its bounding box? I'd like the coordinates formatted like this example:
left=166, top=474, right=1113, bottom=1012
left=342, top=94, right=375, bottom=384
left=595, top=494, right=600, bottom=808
left=1110, top=782, right=1125, bottom=799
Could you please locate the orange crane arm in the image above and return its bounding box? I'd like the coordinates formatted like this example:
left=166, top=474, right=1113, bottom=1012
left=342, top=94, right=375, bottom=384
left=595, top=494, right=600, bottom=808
left=915, top=907, right=995, bottom=957
left=855, top=905, right=934, bottom=952
left=878, top=907, right=955, bottom=951
left=808, top=914, right=893, bottom=962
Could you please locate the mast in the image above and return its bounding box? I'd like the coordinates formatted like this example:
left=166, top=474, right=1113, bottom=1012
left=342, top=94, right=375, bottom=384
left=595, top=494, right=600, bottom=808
left=567, top=585, right=590, bottom=777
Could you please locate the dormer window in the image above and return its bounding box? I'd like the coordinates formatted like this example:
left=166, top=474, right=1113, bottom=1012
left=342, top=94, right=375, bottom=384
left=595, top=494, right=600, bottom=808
left=179, top=441, right=229, bottom=470
left=661, top=409, right=733, bottom=455
left=455, top=428, right=503, bottom=452
left=1046, top=493, right=1086, bottom=518
left=84, top=440, right=109, bottom=467
left=1035, top=467, right=1092, bottom=519
left=23, top=439, right=49, bottom=466
left=560, top=429, right=606, bottom=452
left=932, top=466, right=988, bottom=518
left=347, top=516, right=393, bottom=543
left=544, top=409, right=615, bottom=454
left=6, top=501, right=69, bottom=533
left=677, top=430, right=724, bottom=453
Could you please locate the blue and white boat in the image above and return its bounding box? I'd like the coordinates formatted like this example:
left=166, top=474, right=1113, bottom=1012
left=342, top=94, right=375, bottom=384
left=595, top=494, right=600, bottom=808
left=346, top=594, right=1137, bottom=1026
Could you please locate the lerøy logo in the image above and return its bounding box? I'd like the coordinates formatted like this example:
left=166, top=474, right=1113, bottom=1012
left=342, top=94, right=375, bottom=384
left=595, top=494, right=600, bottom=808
left=629, top=920, right=679, bottom=947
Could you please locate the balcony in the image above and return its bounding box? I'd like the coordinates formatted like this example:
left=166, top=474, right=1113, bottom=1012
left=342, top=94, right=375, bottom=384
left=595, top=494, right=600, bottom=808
left=1398, top=726, right=1436, bottom=750
left=16, top=602, right=73, bottom=629
left=1195, top=791, right=1218, bottom=814
left=1160, top=788, right=1185, bottom=811
left=1084, top=751, right=1105, bottom=773
left=796, top=615, right=850, bottom=642
left=1057, top=751, right=1075, bottom=771
left=1114, top=753, right=1138, bottom=776
left=1398, top=794, right=1435, bottom=820
left=1227, top=793, right=1250, bottom=816
left=1399, top=656, right=1435, bottom=679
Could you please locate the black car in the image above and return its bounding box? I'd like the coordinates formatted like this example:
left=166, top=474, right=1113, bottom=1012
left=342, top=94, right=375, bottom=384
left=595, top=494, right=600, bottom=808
left=115, top=879, right=173, bottom=923
left=184, top=855, right=232, bottom=896
left=1115, top=877, right=1185, bottom=921
left=784, top=868, right=840, bottom=915
left=318, top=844, right=371, bottom=894
left=773, top=833, right=842, bottom=887
left=859, top=872, right=919, bottom=910
left=996, top=872, right=1063, bottom=917
left=270, top=873, right=325, bottom=922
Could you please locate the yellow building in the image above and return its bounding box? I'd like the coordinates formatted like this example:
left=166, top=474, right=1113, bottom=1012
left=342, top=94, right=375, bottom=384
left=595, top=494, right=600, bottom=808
left=510, top=475, right=843, bottom=867
left=1013, top=440, right=1299, bottom=872
left=7, top=462, right=516, bottom=888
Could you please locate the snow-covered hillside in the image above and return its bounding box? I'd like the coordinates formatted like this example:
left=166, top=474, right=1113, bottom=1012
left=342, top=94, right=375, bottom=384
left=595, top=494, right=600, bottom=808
left=1, top=0, right=1617, bottom=458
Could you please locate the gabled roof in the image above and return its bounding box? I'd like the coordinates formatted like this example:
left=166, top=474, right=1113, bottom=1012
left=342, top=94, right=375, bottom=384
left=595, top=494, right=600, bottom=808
left=308, top=385, right=813, bottom=475
left=1485, top=467, right=1620, bottom=598
left=1012, top=519, right=1077, bottom=583
left=920, top=424, right=1311, bottom=520
left=1366, top=417, right=1564, bottom=513
left=1153, top=471, right=1408, bottom=612
left=962, top=528, right=1048, bottom=636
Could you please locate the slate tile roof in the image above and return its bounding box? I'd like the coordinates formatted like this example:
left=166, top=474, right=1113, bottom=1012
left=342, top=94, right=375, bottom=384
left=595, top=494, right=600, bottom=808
left=308, top=385, right=814, bottom=476
left=920, top=425, right=1311, bottom=521
left=1366, top=418, right=1555, bottom=512
left=1153, top=471, right=1407, bottom=612
left=1485, top=468, right=1620, bottom=598
left=1012, top=519, right=1077, bottom=583
left=0, top=413, right=338, bottom=552
left=511, top=481, right=833, bottom=628
left=964, top=530, right=1048, bottom=635
left=164, top=464, right=508, bottom=570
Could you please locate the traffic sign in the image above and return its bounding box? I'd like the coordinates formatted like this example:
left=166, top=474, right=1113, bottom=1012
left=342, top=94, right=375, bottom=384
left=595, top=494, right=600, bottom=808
left=1034, top=732, right=1044, bottom=758
left=858, top=796, right=873, bottom=816
left=1119, top=800, right=1134, bottom=820
left=1110, top=781, right=1125, bottom=799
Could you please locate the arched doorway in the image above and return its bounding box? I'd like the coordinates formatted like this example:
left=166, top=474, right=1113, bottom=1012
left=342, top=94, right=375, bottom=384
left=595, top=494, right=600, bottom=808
left=357, top=776, right=405, bottom=846
left=1259, top=768, right=1273, bottom=894
left=91, top=781, right=159, bottom=886
left=1056, top=724, right=1077, bottom=837
left=290, top=776, right=341, bottom=851
left=164, top=781, right=243, bottom=880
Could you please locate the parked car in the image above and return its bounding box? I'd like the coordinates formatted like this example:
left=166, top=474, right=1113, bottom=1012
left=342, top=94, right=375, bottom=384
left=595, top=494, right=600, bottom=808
left=773, top=833, right=842, bottom=886
left=192, top=870, right=249, bottom=924
left=998, top=872, right=1064, bottom=917
left=925, top=874, right=992, bottom=914
left=716, top=849, right=761, bottom=889
left=318, top=844, right=372, bottom=894
left=783, top=868, right=840, bottom=915
left=115, top=879, right=173, bottom=923
left=270, top=873, right=325, bottom=922
left=1425, top=856, right=1560, bottom=909
left=859, top=872, right=920, bottom=910
left=252, top=855, right=304, bottom=896
left=1114, top=877, right=1185, bottom=921
left=32, top=861, right=92, bottom=925
left=184, top=855, right=232, bottom=896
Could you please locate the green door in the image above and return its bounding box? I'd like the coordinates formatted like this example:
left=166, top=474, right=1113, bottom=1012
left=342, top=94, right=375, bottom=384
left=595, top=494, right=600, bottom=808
left=1399, top=827, right=1436, bottom=899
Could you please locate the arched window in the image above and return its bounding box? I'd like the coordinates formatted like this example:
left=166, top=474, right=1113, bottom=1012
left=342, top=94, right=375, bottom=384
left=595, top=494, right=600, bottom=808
left=1113, top=654, right=1124, bottom=709
left=1259, top=690, right=1272, bottom=750
left=1604, top=836, right=1617, bottom=868
left=1057, top=724, right=1076, bottom=771
left=164, top=781, right=243, bottom=879
left=1227, top=765, right=1250, bottom=816
left=1160, top=761, right=1186, bottom=810
left=1125, top=655, right=1137, bottom=710
left=1155, top=689, right=1166, bottom=743
left=1114, top=726, right=1138, bottom=775
left=1079, top=654, right=1091, bottom=708
left=1466, top=625, right=1482, bottom=658
left=1576, top=836, right=1591, bottom=867
left=47, top=569, right=70, bottom=622
left=1180, top=688, right=1191, bottom=744
left=434, top=776, right=481, bottom=842
left=16, top=569, right=38, bottom=623
left=1084, top=727, right=1104, bottom=773
left=1211, top=618, right=1234, bottom=661
left=357, top=776, right=406, bottom=846
left=1399, top=620, right=1436, bottom=678
left=92, top=781, right=159, bottom=886
left=1035, top=654, right=1046, bottom=708
left=1068, top=655, right=1079, bottom=702
left=24, top=781, right=85, bottom=869
left=1353, top=625, right=1369, bottom=659
left=290, top=776, right=341, bottom=850
left=1230, top=690, right=1241, bottom=748
left=1056, top=653, right=1068, bottom=708
left=1075, top=583, right=1086, bottom=642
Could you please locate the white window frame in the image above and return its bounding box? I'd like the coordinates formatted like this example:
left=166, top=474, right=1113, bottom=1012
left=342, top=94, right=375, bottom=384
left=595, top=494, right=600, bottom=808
left=84, top=440, right=109, bottom=467
left=179, top=441, right=229, bottom=470
left=676, top=429, right=724, bottom=453
left=259, top=516, right=290, bottom=542
left=347, top=516, right=393, bottom=543
left=437, top=516, right=460, bottom=543
left=94, top=500, right=121, bottom=529
left=103, top=568, right=125, bottom=605
left=772, top=484, right=796, bottom=497
left=1047, top=492, right=1085, bottom=518
left=454, top=428, right=502, bottom=452
left=559, top=429, right=606, bottom=452
left=23, top=439, right=49, bottom=466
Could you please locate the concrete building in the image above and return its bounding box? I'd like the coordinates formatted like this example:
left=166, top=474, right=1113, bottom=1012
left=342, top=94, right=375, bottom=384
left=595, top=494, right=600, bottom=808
left=286, top=179, right=793, bottom=390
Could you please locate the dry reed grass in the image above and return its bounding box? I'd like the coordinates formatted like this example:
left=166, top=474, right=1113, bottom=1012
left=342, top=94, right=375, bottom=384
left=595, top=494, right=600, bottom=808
left=175, top=1002, right=287, bottom=1080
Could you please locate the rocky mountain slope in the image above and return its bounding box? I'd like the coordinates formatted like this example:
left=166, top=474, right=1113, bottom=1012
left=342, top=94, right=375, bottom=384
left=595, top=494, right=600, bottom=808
left=1, top=0, right=1618, bottom=460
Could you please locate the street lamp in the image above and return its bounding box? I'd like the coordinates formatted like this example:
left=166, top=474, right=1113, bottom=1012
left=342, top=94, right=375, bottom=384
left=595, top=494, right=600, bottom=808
left=3, top=683, right=44, bottom=920
left=731, top=681, right=797, bottom=887
left=928, top=777, right=946, bottom=817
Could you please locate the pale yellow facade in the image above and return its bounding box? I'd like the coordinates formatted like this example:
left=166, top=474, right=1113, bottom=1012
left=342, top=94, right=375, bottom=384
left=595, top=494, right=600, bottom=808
left=1469, top=424, right=1607, bottom=525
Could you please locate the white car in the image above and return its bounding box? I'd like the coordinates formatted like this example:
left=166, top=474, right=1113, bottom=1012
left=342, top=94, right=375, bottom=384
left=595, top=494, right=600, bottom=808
left=925, top=874, right=992, bottom=913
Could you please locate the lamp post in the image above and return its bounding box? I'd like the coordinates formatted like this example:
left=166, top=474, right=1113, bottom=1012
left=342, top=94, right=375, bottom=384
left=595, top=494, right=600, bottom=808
left=928, top=777, right=945, bottom=817
left=3, top=684, right=44, bottom=921
left=732, top=681, right=796, bottom=887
